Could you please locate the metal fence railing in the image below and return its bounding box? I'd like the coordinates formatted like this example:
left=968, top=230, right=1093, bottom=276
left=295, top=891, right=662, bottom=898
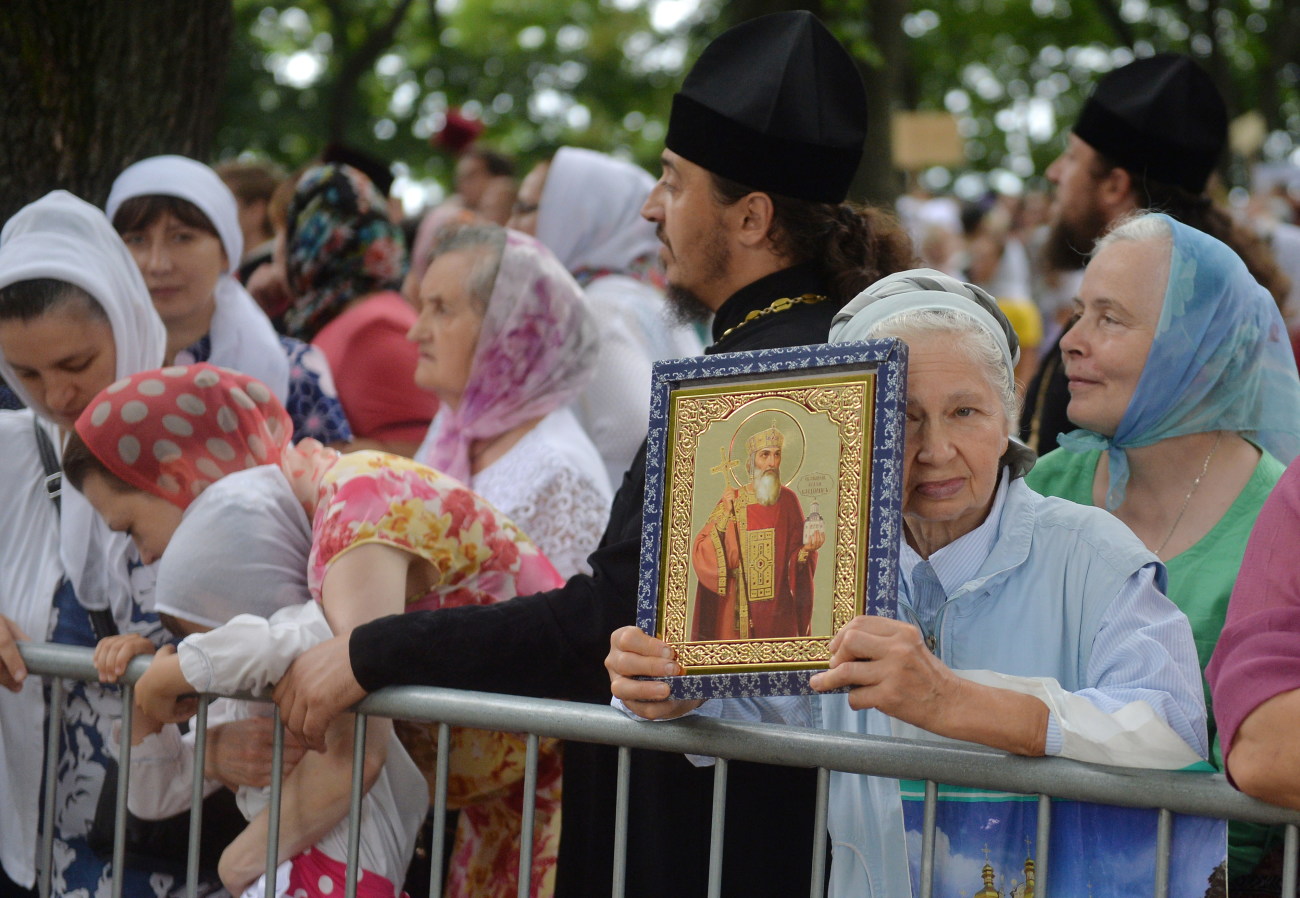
left=20, top=640, right=1300, bottom=898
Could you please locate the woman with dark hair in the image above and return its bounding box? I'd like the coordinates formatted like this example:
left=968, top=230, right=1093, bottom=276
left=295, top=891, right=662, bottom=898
left=66, top=363, right=568, bottom=897
left=0, top=191, right=301, bottom=896
left=280, top=163, right=437, bottom=456
left=107, top=154, right=352, bottom=447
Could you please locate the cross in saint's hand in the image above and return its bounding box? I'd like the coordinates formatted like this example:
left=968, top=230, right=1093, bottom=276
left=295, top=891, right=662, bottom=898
left=710, top=445, right=739, bottom=483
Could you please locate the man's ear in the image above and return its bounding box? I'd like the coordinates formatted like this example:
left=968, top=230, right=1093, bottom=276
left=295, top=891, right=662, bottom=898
left=1097, top=166, right=1138, bottom=217
left=734, top=192, right=776, bottom=250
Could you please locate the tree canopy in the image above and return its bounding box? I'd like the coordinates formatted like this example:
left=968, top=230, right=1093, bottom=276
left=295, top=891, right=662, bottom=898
left=213, top=0, right=1300, bottom=207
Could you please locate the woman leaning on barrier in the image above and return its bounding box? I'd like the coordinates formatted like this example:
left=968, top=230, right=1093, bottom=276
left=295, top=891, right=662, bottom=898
left=1024, top=211, right=1300, bottom=888
left=62, top=362, right=569, bottom=898
left=1209, top=456, right=1300, bottom=811
left=0, top=192, right=304, bottom=896
left=608, top=270, right=1222, bottom=897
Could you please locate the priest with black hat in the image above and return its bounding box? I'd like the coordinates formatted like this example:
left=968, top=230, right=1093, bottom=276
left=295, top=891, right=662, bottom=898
left=270, top=11, right=912, bottom=896
left=1022, top=53, right=1288, bottom=456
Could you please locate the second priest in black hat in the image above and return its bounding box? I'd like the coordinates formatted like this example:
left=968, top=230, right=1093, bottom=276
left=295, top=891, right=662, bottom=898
left=272, top=12, right=913, bottom=898
left=1023, top=53, right=1287, bottom=456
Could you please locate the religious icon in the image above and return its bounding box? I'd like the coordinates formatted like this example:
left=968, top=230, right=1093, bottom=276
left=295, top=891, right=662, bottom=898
left=637, top=340, right=907, bottom=698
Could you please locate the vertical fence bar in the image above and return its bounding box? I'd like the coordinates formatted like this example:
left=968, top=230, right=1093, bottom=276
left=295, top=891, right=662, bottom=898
left=516, top=734, right=540, bottom=898
left=38, top=679, right=64, bottom=898
left=111, top=684, right=134, bottom=898
left=1152, top=808, right=1172, bottom=898
left=706, top=758, right=729, bottom=898
left=808, top=767, right=829, bottom=898
left=919, top=780, right=939, bottom=898
left=1036, top=793, right=1051, bottom=897
left=345, top=713, right=367, bottom=898
left=612, top=746, right=631, bottom=898
left=186, top=698, right=210, bottom=898
left=428, top=722, right=451, bottom=898
left=1283, top=824, right=1298, bottom=898
left=265, top=705, right=285, bottom=886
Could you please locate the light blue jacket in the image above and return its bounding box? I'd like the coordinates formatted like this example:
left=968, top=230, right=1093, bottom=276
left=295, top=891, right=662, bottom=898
left=708, top=477, right=1209, bottom=896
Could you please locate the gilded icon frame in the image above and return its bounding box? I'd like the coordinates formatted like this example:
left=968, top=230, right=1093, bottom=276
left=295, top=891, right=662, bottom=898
left=636, top=339, right=907, bottom=698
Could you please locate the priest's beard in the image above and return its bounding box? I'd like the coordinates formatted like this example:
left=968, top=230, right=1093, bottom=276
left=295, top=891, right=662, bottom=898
left=1044, top=202, right=1110, bottom=271
left=754, top=469, right=782, bottom=506
left=662, top=224, right=730, bottom=326
left=665, top=283, right=713, bottom=325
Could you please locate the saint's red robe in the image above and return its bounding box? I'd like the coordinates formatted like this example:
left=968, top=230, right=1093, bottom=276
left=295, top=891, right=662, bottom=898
left=690, top=484, right=816, bottom=641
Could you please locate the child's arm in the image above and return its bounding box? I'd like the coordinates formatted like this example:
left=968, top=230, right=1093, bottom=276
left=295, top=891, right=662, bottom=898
left=120, top=699, right=240, bottom=820
left=217, top=713, right=392, bottom=895
left=93, top=633, right=155, bottom=684
left=134, top=645, right=201, bottom=724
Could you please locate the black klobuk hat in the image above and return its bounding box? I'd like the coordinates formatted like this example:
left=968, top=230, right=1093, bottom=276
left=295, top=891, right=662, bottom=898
left=1072, top=54, right=1227, bottom=194
left=665, top=11, right=868, bottom=204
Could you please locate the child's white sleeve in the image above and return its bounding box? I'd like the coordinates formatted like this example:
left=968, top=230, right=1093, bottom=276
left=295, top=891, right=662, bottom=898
left=177, top=602, right=333, bottom=696
left=119, top=698, right=239, bottom=819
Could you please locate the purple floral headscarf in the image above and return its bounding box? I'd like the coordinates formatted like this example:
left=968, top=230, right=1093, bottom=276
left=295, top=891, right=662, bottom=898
left=283, top=163, right=406, bottom=341
left=423, top=229, right=599, bottom=483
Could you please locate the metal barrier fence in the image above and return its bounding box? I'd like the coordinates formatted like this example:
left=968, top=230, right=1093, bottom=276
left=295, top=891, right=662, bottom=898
left=20, top=640, right=1300, bottom=898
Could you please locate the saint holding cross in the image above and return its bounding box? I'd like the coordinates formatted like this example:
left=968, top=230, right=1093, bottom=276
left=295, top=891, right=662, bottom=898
left=690, top=422, right=822, bottom=640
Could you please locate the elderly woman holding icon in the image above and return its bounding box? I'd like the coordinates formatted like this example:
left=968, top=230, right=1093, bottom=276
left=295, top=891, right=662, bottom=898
left=607, top=269, right=1220, bottom=896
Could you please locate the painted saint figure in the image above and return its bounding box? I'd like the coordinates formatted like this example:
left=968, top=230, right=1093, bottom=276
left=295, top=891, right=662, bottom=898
left=691, top=423, right=823, bottom=640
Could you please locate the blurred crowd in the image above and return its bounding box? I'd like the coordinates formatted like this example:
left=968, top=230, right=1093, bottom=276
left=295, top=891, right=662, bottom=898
left=6, top=10, right=1300, bottom=898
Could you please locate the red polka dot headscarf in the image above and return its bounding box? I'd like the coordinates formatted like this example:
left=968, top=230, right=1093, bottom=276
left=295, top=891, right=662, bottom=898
left=74, top=363, right=293, bottom=509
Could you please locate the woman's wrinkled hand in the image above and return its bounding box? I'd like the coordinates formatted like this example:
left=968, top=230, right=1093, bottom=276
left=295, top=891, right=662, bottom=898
left=810, top=614, right=963, bottom=733
left=606, top=626, right=702, bottom=720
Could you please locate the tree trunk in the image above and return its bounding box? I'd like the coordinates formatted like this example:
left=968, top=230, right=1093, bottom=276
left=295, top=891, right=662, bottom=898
left=0, top=1, right=233, bottom=225
left=852, top=0, right=909, bottom=209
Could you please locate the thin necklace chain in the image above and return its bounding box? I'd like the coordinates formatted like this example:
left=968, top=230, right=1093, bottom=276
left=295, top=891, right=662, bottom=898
left=717, top=293, right=829, bottom=341
left=1156, top=430, right=1223, bottom=557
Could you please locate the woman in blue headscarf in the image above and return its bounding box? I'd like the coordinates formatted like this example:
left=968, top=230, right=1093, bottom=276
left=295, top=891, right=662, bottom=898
left=1026, top=210, right=1300, bottom=881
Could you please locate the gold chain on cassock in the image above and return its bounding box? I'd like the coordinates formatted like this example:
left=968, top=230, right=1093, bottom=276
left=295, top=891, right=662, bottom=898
left=717, top=293, right=830, bottom=341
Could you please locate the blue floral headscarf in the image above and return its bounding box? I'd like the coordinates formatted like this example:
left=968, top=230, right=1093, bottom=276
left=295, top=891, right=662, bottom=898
left=1059, top=213, right=1300, bottom=509
left=283, top=163, right=407, bottom=341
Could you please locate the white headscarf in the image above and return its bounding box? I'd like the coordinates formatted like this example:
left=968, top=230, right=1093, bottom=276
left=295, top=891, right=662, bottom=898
left=107, top=155, right=290, bottom=402
left=535, top=147, right=661, bottom=275
left=0, top=190, right=168, bottom=616
left=831, top=267, right=1037, bottom=478
left=0, top=192, right=165, bottom=886
left=155, top=466, right=312, bottom=629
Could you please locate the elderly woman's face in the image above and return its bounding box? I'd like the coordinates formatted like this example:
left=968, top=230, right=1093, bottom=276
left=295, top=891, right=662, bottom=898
left=902, top=332, right=1009, bottom=552
left=407, top=248, right=486, bottom=408
left=1060, top=238, right=1165, bottom=436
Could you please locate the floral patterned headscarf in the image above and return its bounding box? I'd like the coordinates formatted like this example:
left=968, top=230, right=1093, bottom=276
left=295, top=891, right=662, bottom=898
left=421, top=229, right=599, bottom=483
left=282, top=163, right=406, bottom=341
left=75, top=363, right=293, bottom=509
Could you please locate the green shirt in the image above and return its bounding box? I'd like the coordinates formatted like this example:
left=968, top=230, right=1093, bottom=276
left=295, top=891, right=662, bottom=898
left=1027, top=446, right=1286, bottom=873
left=1027, top=446, right=1284, bottom=693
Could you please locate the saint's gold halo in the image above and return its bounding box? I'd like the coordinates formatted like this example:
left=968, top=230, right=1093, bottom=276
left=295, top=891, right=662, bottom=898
left=726, top=398, right=807, bottom=489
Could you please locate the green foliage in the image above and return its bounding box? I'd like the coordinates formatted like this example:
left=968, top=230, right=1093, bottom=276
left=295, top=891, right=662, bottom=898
left=215, top=0, right=1300, bottom=204
left=216, top=0, right=685, bottom=199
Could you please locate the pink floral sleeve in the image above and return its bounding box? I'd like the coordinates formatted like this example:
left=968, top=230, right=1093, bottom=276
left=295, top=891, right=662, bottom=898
left=305, top=450, right=568, bottom=898
left=306, top=451, right=564, bottom=609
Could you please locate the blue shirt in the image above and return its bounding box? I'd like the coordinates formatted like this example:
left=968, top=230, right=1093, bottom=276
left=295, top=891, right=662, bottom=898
left=179, top=334, right=353, bottom=445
